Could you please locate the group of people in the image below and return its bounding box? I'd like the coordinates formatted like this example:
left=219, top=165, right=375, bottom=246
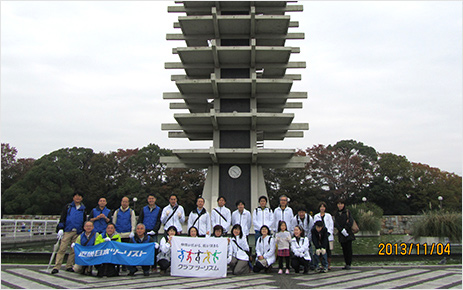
left=51, top=192, right=184, bottom=277
left=51, top=191, right=356, bottom=277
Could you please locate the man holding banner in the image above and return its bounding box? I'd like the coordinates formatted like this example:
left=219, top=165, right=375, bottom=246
left=128, top=223, right=159, bottom=276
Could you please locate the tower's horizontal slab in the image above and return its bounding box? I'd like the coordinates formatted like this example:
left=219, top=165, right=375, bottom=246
left=175, top=78, right=294, bottom=95
left=170, top=2, right=303, bottom=16
left=160, top=148, right=309, bottom=168
left=173, top=112, right=294, bottom=127
left=168, top=101, right=303, bottom=114
left=177, top=15, right=291, bottom=36
left=163, top=92, right=307, bottom=100
left=162, top=118, right=308, bottom=140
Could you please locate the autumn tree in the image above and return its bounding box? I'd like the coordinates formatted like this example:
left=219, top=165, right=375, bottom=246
left=303, top=140, right=377, bottom=209
left=162, top=168, right=206, bottom=214
left=1, top=143, right=35, bottom=193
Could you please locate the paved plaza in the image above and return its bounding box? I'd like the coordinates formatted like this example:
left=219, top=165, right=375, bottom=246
left=1, top=264, right=461, bottom=289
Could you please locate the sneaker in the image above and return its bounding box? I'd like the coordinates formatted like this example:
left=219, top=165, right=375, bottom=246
left=285, top=269, right=290, bottom=274
left=65, top=268, right=74, bottom=272
left=278, top=269, right=283, bottom=274
left=143, top=271, right=150, bottom=276
left=342, top=265, right=351, bottom=270
left=317, top=267, right=323, bottom=273
left=51, top=269, right=59, bottom=275
left=128, top=268, right=138, bottom=276
left=323, top=268, right=328, bottom=273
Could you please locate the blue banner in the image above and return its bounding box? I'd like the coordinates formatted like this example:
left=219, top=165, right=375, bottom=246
left=74, top=241, right=155, bottom=266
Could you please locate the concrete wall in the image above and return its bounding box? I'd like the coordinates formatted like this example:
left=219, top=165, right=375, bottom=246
left=5, top=214, right=424, bottom=235
left=381, top=215, right=423, bottom=235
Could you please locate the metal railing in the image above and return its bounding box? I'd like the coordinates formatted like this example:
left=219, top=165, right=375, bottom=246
left=1, top=219, right=59, bottom=240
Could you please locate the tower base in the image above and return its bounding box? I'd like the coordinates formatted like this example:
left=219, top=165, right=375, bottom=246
left=202, top=164, right=267, bottom=214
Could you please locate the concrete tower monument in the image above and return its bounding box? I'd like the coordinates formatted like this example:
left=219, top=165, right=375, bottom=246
left=161, top=1, right=309, bottom=213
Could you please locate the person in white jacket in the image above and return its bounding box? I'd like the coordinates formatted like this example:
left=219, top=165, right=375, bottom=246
left=187, top=196, right=211, bottom=237
left=313, top=201, right=334, bottom=270
left=211, top=196, right=231, bottom=235
left=292, top=208, right=314, bottom=244
left=273, top=195, right=294, bottom=234
left=157, top=226, right=178, bottom=275
left=290, top=225, right=311, bottom=274
left=228, top=224, right=250, bottom=275
left=231, top=200, right=252, bottom=238
left=252, top=196, right=274, bottom=244
left=253, top=225, right=276, bottom=273
left=161, top=194, right=185, bottom=234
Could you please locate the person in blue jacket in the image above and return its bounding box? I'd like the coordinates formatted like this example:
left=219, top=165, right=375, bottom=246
left=72, top=221, right=102, bottom=276
left=138, top=194, right=162, bottom=271
left=127, top=223, right=158, bottom=277
left=89, top=197, right=112, bottom=234
left=51, top=191, right=87, bottom=274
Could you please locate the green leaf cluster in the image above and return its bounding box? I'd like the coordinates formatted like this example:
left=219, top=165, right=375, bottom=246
left=1, top=144, right=205, bottom=215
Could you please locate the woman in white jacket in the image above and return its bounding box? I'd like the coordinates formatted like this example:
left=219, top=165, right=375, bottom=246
left=253, top=225, right=276, bottom=273
left=228, top=224, right=250, bottom=275
left=157, top=226, right=177, bottom=275
left=290, top=225, right=311, bottom=274
left=313, top=201, right=334, bottom=270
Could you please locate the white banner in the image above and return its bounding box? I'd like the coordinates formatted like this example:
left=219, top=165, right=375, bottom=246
left=171, top=236, right=228, bottom=278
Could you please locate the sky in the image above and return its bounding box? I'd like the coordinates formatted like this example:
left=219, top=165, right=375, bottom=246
left=1, top=1, right=462, bottom=175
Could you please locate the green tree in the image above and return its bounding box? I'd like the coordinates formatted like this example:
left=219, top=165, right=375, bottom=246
left=363, top=153, right=413, bottom=214
left=2, top=147, right=94, bottom=215
left=409, top=163, right=462, bottom=213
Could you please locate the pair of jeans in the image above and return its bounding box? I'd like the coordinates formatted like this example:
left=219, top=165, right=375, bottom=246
left=313, top=251, right=328, bottom=269
left=254, top=230, right=262, bottom=245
